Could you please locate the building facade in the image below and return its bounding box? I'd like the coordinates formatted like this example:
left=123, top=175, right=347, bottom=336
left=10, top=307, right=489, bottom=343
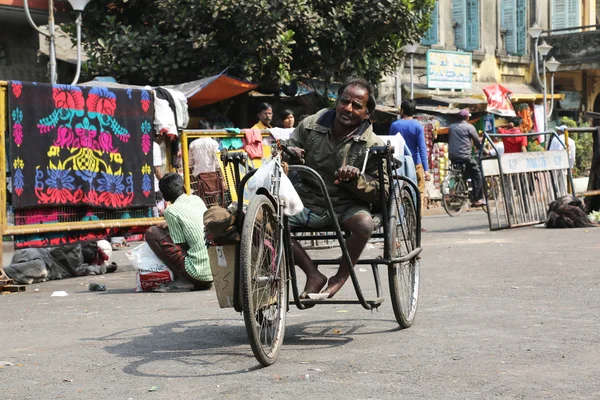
left=379, top=0, right=597, bottom=122
left=0, top=0, right=73, bottom=82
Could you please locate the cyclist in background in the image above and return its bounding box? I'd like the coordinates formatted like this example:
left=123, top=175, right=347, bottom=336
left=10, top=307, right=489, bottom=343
left=448, top=109, right=484, bottom=207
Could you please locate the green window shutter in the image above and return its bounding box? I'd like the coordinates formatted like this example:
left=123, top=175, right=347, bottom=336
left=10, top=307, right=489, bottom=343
left=466, top=0, right=480, bottom=51
left=515, top=0, right=527, bottom=55
left=502, top=0, right=517, bottom=54
left=452, top=0, right=466, bottom=50
left=422, top=1, right=439, bottom=46
left=552, top=0, right=568, bottom=29
left=567, top=0, right=580, bottom=29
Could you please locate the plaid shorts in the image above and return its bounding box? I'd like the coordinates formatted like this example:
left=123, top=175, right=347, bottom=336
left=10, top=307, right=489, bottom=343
left=287, top=204, right=371, bottom=229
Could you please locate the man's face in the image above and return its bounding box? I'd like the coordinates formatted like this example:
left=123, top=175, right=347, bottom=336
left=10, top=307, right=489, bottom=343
left=335, top=85, right=370, bottom=128
left=258, top=108, right=273, bottom=125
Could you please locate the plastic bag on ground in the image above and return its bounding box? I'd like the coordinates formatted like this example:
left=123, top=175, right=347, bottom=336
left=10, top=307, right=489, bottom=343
left=246, top=159, right=303, bottom=216
left=126, top=243, right=174, bottom=292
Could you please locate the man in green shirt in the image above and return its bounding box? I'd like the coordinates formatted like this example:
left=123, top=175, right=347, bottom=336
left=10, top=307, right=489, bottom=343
left=287, top=78, right=388, bottom=298
left=145, top=173, right=212, bottom=290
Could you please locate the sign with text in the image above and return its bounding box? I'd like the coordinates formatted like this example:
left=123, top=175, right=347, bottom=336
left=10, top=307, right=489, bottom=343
left=482, top=150, right=569, bottom=177
left=426, top=50, right=472, bottom=90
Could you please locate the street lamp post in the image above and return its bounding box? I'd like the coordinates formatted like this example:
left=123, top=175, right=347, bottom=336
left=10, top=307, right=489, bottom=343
left=528, top=25, right=561, bottom=134
left=23, top=0, right=91, bottom=85
left=67, top=0, right=92, bottom=85
left=403, top=43, right=419, bottom=100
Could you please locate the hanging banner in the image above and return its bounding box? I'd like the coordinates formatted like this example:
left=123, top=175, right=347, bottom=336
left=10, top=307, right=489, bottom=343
left=483, top=83, right=516, bottom=117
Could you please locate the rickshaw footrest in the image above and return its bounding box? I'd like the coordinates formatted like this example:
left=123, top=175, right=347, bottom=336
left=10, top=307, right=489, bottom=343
left=291, top=297, right=384, bottom=307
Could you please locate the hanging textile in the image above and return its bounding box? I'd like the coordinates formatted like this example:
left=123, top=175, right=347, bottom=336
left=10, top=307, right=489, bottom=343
left=242, top=128, right=264, bottom=159
left=8, top=81, right=156, bottom=209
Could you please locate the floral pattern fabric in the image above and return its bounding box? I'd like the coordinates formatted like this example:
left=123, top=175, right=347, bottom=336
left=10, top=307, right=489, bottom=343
left=9, top=81, right=155, bottom=209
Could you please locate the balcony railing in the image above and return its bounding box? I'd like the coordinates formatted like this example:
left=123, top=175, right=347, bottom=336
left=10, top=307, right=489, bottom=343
left=545, top=25, right=600, bottom=69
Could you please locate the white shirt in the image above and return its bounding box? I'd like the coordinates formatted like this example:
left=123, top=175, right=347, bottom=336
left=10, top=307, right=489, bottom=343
left=153, top=142, right=164, bottom=192
left=188, top=138, right=220, bottom=176
left=489, top=142, right=505, bottom=157
left=548, top=134, right=576, bottom=168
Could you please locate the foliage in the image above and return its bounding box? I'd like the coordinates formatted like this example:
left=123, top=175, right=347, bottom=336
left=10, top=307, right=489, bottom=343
left=559, top=116, right=593, bottom=178
left=527, top=140, right=544, bottom=152
left=61, top=0, right=434, bottom=86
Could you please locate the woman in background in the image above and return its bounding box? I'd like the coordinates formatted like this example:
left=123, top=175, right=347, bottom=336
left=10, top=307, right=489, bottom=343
left=280, top=109, right=295, bottom=129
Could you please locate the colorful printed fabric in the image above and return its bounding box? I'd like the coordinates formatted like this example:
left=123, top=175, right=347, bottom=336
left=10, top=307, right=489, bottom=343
left=9, top=81, right=155, bottom=209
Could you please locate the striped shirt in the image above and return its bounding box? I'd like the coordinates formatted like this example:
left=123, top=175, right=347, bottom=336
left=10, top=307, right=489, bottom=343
left=164, top=194, right=212, bottom=281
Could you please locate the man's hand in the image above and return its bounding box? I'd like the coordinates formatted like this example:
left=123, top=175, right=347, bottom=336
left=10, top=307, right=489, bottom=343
left=424, top=171, right=431, bottom=181
left=287, top=146, right=305, bottom=162
left=334, top=165, right=361, bottom=185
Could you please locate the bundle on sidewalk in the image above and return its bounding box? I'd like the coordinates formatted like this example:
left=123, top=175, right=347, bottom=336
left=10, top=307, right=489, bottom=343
left=4, top=240, right=117, bottom=286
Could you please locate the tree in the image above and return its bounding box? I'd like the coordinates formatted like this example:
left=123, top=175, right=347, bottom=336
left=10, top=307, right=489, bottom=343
left=560, top=116, right=594, bottom=178
left=64, top=0, right=433, bottom=86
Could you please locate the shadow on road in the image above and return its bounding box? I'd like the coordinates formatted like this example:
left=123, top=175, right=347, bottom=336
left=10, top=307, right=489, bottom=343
left=84, top=317, right=403, bottom=377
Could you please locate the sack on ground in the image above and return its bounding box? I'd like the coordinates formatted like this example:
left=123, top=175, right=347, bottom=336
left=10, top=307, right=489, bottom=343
left=247, top=159, right=303, bottom=216
left=126, top=243, right=173, bottom=292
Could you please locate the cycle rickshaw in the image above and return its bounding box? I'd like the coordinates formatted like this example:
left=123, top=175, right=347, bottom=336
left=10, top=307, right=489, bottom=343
left=222, top=142, right=422, bottom=366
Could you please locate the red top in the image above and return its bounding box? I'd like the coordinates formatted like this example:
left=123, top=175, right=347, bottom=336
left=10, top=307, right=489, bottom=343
left=498, top=127, right=527, bottom=153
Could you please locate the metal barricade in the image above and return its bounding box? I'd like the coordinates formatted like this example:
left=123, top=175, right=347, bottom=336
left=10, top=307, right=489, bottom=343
left=480, top=131, right=575, bottom=230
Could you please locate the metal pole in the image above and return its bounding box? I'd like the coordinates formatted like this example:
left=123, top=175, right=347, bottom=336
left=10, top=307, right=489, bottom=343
left=48, top=0, right=57, bottom=84
left=534, top=37, right=543, bottom=88
left=180, top=131, right=191, bottom=194
left=547, top=72, right=555, bottom=116
left=410, top=53, right=414, bottom=100
left=23, top=0, right=54, bottom=83
left=395, top=67, right=402, bottom=119
left=70, top=11, right=83, bottom=86
left=542, top=57, right=547, bottom=133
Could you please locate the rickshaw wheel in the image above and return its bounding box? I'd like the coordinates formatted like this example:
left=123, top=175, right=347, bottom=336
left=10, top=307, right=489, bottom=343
left=388, top=182, right=420, bottom=328
left=240, top=194, right=287, bottom=366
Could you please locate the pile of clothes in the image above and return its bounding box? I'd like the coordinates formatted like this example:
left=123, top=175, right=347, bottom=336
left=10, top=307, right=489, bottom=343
left=545, top=195, right=598, bottom=229
left=5, top=240, right=117, bottom=285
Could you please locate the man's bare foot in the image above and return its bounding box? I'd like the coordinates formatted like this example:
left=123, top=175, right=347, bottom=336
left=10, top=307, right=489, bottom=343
left=324, top=274, right=350, bottom=298
left=300, top=271, right=327, bottom=299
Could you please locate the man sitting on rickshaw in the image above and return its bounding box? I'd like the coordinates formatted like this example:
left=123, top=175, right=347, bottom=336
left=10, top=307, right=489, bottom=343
left=286, top=78, right=388, bottom=298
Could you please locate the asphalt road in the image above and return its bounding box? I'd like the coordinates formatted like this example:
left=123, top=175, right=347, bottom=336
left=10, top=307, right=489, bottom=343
left=1, top=211, right=599, bottom=399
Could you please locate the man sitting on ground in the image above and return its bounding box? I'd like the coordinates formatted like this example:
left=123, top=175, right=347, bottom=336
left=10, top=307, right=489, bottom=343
left=286, top=77, right=388, bottom=298
left=145, top=173, right=213, bottom=291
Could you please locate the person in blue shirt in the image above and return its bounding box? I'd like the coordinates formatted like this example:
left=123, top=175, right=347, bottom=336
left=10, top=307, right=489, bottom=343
left=389, top=100, right=430, bottom=213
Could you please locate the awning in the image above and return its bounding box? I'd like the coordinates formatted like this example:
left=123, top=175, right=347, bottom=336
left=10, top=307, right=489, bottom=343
left=166, top=75, right=258, bottom=108
left=407, top=82, right=564, bottom=102
left=81, top=74, right=258, bottom=109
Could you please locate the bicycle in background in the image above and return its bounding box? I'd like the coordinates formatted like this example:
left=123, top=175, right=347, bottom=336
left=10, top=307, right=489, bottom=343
left=441, top=161, right=499, bottom=217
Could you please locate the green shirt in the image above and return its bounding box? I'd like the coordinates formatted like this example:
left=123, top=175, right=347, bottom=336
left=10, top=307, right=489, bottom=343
left=164, top=194, right=212, bottom=281
left=288, top=109, right=389, bottom=212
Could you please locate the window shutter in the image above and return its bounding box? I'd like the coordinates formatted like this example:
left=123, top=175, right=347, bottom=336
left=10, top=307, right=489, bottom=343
left=567, top=0, right=580, bottom=29
left=466, top=0, right=480, bottom=51
left=552, top=0, right=568, bottom=29
left=515, top=0, right=527, bottom=55
left=452, top=0, right=466, bottom=50
left=502, top=0, right=517, bottom=54
left=422, top=1, right=439, bottom=46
